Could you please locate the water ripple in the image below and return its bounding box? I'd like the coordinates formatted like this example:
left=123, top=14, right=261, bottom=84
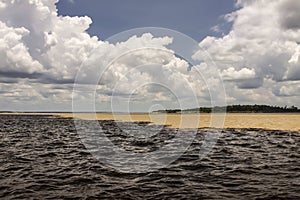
left=0, top=115, right=299, bottom=199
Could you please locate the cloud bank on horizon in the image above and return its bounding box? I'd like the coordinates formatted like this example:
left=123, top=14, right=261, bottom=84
left=0, top=0, right=299, bottom=111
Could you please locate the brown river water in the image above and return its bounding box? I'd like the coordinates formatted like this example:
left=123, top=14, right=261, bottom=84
left=62, top=113, right=300, bottom=132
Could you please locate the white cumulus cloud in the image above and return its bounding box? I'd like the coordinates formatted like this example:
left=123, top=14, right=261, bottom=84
left=195, top=0, right=300, bottom=86
left=193, top=0, right=300, bottom=106
left=221, top=67, right=256, bottom=80
left=0, top=0, right=209, bottom=111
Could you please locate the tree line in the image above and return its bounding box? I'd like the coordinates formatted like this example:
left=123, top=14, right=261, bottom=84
left=156, top=105, right=300, bottom=113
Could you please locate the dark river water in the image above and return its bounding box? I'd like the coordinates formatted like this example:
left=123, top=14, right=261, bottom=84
left=0, top=115, right=299, bottom=199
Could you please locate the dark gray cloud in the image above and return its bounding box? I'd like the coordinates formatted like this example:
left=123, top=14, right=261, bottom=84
left=0, top=71, right=42, bottom=79
left=279, top=0, right=300, bottom=30
left=236, top=78, right=264, bottom=89
left=285, top=64, right=300, bottom=81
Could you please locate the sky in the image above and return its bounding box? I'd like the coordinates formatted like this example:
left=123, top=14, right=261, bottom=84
left=0, top=0, right=300, bottom=112
left=56, top=0, right=235, bottom=41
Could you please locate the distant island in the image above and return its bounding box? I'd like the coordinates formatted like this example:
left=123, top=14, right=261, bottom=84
left=154, top=105, right=300, bottom=113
